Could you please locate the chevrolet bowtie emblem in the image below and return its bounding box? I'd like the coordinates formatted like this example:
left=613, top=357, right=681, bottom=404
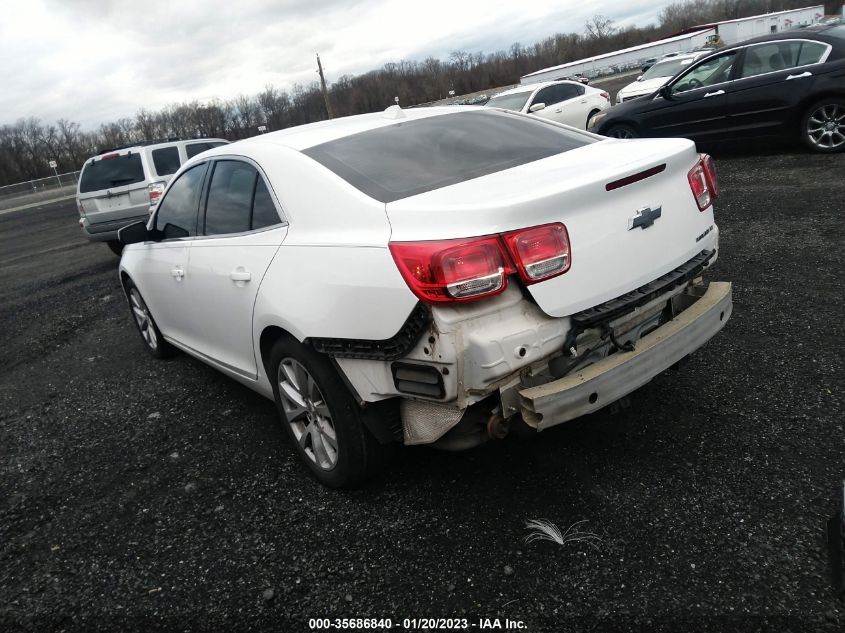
left=628, top=206, right=662, bottom=230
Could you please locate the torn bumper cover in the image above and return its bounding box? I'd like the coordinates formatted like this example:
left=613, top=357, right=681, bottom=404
left=518, top=281, right=732, bottom=431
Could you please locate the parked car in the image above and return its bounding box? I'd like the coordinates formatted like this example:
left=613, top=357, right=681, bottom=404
left=77, top=138, right=229, bottom=254
left=559, top=74, right=591, bottom=84
left=117, top=105, right=731, bottom=487
left=618, top=52, right=708, bottom=104
left=484, top=80, right=610, bottom=129
left=591, top=25, right=845, bottom=152
left=641, top=58, right=658, bottom=72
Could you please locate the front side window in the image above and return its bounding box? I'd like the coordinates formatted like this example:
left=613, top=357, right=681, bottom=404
left=154, top=164, right=206, bottom=239
left=531, top=86, right=558, bottom=107
left=641, top=57, right=696, bottom=81
left=203, top=161, right=281, bottom=235
left=672, top=51, right=738, bottom=94
left=550, top=84, right=583, bottom=102
left=151, top=146, right=180, bottom=176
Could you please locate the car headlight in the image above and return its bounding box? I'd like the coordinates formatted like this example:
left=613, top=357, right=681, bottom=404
left=588, top=111, right=608, bottom=130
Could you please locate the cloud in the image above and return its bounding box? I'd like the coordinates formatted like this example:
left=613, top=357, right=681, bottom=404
left=1, top=0, right=670, bottom=129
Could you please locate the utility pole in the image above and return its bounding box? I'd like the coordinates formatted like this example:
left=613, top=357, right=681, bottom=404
left=316, top=54, right=334, bottom=119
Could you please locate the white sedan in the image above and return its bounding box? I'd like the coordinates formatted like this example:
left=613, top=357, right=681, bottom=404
left=484, top=80, right=610, bottom=129
left=616, top=52, right=707, bottom=104
left=118, top=105, right=731, bottom=487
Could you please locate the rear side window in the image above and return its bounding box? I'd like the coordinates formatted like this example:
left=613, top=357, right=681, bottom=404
left=151, top=147, right=180, bottom=176
left=203, top=161, right=280, bottom=235
left=303, top=110, right=593, bottom=203
left=796, top=41, right=829, bottom=66
left=79, top=153, right=145, bottom=193
left=738, top=42, right=802, bottom=78
left=186, top=142, right=226, bottom=159
left=154, top=164, right=206, bottom=239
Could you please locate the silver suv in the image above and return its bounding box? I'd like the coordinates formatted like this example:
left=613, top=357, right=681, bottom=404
left=76, top=138, right=228, bottom=254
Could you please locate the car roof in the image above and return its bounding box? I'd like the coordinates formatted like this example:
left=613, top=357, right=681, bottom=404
left=728, top=24, right=844, bottom=49
left=94, top=137, right=228, bottom=157
left=194, top=107, right=476, bottom=154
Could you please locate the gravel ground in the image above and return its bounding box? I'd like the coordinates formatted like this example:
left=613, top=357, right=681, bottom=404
left=1, top=145, right=843, bottom=632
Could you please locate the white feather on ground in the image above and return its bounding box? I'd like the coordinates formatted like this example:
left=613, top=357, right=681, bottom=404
left=524, top=519, right=602, bottom=550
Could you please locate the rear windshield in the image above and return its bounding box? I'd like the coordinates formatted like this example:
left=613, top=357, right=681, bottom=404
left=79, top=153, right=145, bottom=193
left=303, top=110, right=593, bottom=203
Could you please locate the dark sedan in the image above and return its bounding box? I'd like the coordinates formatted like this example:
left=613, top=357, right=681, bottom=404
left=590, top=25, right=845, bottom=152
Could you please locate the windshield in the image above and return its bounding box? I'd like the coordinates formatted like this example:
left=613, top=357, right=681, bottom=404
left=304, top=110, right=593, bottom=203
left=79, top=153, right=145, bottom=193
left=484, top=91, right=533, bottom=112
left=640, top=57, right=696, bottom=80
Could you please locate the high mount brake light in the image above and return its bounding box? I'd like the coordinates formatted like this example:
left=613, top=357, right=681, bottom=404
left=688, top=153, right=718, bottom=211
left=389, top=223, right=571, bottom=305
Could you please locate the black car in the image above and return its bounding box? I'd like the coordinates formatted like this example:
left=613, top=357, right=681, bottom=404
left=591, top=25, right=845, bottom=152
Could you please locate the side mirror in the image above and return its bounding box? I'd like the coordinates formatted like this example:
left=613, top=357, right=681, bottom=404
left=637, top=75, right=643, bottom=81
left=528, top=103, right=546, bottom=113
left=119, top=220, right=152, bottom=245
left=658, top=85, right=673, bottom=100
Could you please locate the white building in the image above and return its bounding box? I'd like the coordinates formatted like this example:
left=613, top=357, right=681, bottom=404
left=520, top=5, right=825, bottom=86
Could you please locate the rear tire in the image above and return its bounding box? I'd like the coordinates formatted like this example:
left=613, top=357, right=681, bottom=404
left=586, top=109, right=601, bottom=130
left=269, top=336, right=393, bottom=488
left=107, top=240, right=124, bottom=256
left=801, top=98, right=845, bottom=153
left=125, top=280, right=174, bottom=359
left=605, top=124, right=639, bottom=139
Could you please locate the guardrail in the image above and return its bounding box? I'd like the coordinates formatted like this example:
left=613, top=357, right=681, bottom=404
left=0, top=171, right=80, bottom=211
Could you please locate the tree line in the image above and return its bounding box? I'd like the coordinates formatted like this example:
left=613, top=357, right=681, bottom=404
left=0, top=0, right=834, bottom=186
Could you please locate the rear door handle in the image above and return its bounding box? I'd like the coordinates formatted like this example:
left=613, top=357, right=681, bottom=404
left=704, top=90, right=725, bottom=98
left=171, top=267, right=184, bottom=281
left=230, top=269, right=251, bottom=283
left=786, top=71, right=812, bottom=81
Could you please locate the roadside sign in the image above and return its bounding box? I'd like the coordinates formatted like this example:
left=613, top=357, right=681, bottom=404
left=257, top=125, right=267, bottom=132
left=48, top=160, right=57, bottom=168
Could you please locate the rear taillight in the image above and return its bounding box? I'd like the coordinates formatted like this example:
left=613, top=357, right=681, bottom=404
left=687, top=153, right=718, bottom=211
left=148, top=182, right=166, bottom=205
left=78, top=202, right=85, bottom=217
left=501, top=223, right=570, bottom=283
left=389, top=223, right=571, bottom=305
left=600, top=91, right=610, bottom=101
left=389, top=237, right=511, bottom=304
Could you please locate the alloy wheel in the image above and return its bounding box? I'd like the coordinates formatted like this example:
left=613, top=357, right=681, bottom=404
left=806, top=104, right=845, bottom=150
left=129, top=288, right=158, bottom=350
left=277, top=358, right=338, bottom=470
left=609, top=126, right=636, bottom=139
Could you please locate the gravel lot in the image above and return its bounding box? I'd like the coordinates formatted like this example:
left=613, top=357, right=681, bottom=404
left=1, top=145, right=843, bottom=632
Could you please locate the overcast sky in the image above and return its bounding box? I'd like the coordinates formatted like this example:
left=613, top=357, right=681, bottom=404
left=0, top=0, right=672, bottom=129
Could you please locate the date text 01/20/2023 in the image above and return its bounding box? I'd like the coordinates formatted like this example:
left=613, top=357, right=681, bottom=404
left=307, top=617, right=527, bottom=630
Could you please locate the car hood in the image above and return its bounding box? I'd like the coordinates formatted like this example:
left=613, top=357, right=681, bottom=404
left=618, top=76, right=671, bottom=98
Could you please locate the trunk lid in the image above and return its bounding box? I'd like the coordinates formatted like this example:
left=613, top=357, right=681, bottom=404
left=386, top=138, right=716, bottom=317
left=77, top=150, right=150, bottom=223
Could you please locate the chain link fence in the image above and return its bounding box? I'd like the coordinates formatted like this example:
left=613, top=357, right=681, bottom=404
left=0, top=171, right=81, bottom=212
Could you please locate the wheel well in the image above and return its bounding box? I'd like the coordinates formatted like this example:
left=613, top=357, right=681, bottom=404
left=794, top=92, right=845, bottom=128
left=119, top=271, right=131, bottom=298
left=259, top=325, right=295, bottom=377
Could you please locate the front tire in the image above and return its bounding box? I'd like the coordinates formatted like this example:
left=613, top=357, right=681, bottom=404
left=125, top=281, right=174, bottom=359
left=801, top=99, right=845, bottom=153
left=269, top=336, right=392, bottom=488
left=605, top=124, right=638, bottom=139
left=107, top=240, right=124, bottom=256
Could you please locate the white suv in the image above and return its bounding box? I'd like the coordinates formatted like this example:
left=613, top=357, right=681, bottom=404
left=117, top=106, right=732, bottom=488
left=76, top=138, right=228, bottom=254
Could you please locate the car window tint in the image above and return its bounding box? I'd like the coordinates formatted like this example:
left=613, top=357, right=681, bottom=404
left=79, top=153, right=145, bottom=193
left=204, top=161, right=257, bottom=235
left=552, top=84, right=581, bottom=101
left=532, top=87, right=556, bottom=106
left=251, top=177, right=281, bottom=230
left=154, top=164, right=206, bottom=239
left=303, top=110, right=593, bottom=203
left=151, top=147, right=180, bottom=176
left=186, top=143, right=215, bottom=159
left=738, top=42, right=802, bottom=78
left=797, top=41, right=828, bottom=65
left=672, top=51, right=737, bottom=93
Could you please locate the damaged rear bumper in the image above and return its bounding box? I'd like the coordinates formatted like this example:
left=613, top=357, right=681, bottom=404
left=516, top=281, right=732, bottom=430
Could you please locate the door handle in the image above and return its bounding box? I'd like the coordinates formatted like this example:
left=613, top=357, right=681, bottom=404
left=786, top=71, right=812, bottom=81
left=554, top=108, right=563, bottom=113
left=170, top=267, right=184, bottom=281
left=230, top=270, right=251, bottom=282
left=704, top=90, right=725, bottom=98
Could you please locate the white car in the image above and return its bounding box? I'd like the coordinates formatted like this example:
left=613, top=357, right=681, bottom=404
left=118, top=105, right=732, bottom=488
left=617, top=52, right=708, bottom=104
left=484, top=80, right=610, bottom=129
